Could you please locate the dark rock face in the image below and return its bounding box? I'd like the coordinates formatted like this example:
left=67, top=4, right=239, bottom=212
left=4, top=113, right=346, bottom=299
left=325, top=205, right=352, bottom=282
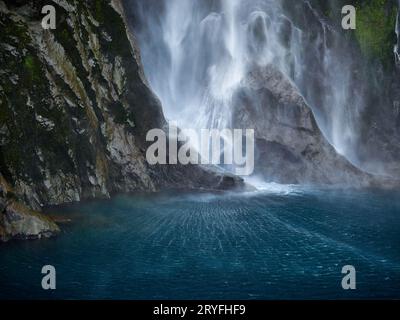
left=232, top=65, right=375, bottom=186
left=0, top=0, right=244, bottom=241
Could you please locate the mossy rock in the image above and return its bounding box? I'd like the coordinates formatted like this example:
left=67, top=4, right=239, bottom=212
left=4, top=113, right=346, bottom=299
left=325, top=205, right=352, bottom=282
left=354, top=0, right=397, bottom=67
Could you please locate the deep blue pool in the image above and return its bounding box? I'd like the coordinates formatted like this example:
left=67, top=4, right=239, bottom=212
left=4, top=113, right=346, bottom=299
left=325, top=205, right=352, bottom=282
left=1, top=185, right=400, bottom=299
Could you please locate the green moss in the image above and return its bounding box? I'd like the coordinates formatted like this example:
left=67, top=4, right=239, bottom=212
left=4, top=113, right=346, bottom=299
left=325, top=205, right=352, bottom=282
left=24, top=55, right=41, bottom=83
left=355, top=0, right=397, bottom=67
left=304, top=0, right=397, bottom=67
left=94, top=0, right=105, bottom=23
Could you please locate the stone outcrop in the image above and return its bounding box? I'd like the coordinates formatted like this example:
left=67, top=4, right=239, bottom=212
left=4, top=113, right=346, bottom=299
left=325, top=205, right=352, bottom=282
left=232, top=65, right=376, bottom=186
left=0, top=173, right=59, bottom=241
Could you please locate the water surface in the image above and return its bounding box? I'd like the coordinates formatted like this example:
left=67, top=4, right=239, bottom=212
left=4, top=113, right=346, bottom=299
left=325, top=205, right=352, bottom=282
left=1, top=186, right=399, bottom=299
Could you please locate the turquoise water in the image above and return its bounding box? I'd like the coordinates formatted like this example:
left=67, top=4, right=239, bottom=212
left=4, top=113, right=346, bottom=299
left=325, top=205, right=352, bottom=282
left=1, top=185, right=400, bottom=299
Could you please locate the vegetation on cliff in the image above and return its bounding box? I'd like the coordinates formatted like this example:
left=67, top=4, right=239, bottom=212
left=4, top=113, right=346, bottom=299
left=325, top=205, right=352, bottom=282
left=354, top=0, right=397, bottom=67
left=306, top=0, right=397, bottom=66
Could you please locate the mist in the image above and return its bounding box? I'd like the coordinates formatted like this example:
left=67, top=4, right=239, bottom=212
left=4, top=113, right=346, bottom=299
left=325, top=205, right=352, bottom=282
left=128, top=0, right=397, bottom=176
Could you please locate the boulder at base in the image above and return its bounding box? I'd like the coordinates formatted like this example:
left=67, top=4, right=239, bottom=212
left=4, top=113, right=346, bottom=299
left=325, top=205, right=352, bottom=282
left=232, top=65, right=374, bottom=186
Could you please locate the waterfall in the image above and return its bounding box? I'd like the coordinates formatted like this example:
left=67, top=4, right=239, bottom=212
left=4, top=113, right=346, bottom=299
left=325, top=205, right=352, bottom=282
left=395, top=0, right=400, bottom=66
left=132, top=0, right=369, bottom=167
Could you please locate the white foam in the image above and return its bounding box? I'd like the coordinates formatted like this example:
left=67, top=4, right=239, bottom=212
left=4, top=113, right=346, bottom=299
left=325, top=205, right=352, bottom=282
left=245, top=177, right=301, bottom=195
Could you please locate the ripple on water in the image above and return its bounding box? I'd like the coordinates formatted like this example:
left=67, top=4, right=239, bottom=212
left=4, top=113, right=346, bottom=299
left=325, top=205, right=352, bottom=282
left=0, top=188, right=400, bottom=299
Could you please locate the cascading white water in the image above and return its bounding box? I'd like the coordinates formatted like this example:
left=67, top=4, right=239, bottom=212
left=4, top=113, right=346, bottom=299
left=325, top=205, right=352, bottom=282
left=133, top=0, right=366, bottom=165
left=296, top=1, right=364, bottom=161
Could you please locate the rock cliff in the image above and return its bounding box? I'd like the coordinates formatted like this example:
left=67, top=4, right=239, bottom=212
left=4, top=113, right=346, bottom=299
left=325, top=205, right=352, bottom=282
left=0, top=0, right=243, bottom=241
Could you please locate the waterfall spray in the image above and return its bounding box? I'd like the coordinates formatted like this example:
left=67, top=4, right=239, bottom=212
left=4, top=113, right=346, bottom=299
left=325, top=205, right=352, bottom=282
left=132, top=0, right=369, bottom=171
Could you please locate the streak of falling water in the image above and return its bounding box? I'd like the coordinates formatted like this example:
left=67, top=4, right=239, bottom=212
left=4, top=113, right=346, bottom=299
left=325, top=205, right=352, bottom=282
left=132, top=0, right=369, bottom=166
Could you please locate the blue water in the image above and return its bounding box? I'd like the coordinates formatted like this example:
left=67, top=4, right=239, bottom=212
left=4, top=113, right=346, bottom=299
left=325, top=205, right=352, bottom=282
left=1, top=185, right=400, bottom=300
